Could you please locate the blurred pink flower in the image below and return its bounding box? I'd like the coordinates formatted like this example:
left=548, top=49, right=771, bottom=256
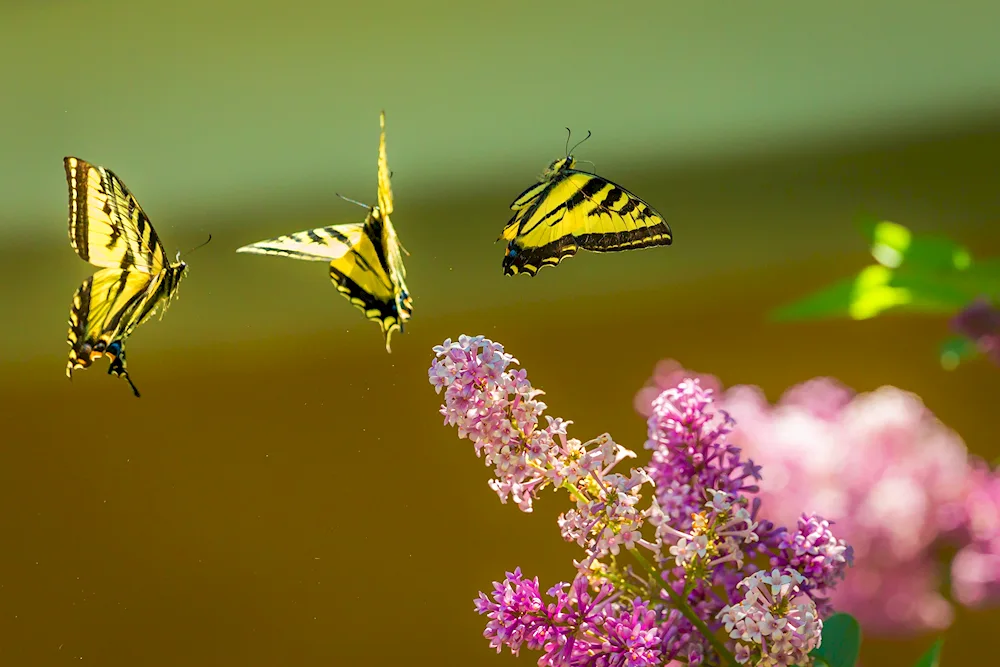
left=636, top=359, right=999, bottom=636
left=633, top=359, right=722, bottom=418
left=952, top=464, right=1000, bottom=607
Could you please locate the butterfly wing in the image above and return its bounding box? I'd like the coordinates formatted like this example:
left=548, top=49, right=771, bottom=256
left=64, top=157, right=168, bottom=274
left=373, top=110, right=412, bottom=333
left=66, top=267, right=158, bottom=396
left=236, top=223, right=365, bottom=263
left=331, top=218, right=411, bottom=352
left=502, top=169, right=672, bottom=276
left=377, top=110, right=393, bottom=218
left=237, top=221, right=411, bottom=351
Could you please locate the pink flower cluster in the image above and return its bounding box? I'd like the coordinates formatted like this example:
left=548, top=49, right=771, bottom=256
left=718, top=569, right=822, bottom=666
left=432, top=336, right=853, bottom=667
left=430, top=335, right=656, bottom=557
left=951, top=463, right=1000, bottom=607
left=637, top=361, right=1000, bottom=636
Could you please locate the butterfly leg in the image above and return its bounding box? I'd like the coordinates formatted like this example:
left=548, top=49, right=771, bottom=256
left=106, top=341, right=141, bottom=398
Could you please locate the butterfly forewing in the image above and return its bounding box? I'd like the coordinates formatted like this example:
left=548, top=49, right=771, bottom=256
left=377, top=110, right=393, bottom=218
left=65, top=157, right=167, bottom=274
left=236, top=224, right=365, bottom=262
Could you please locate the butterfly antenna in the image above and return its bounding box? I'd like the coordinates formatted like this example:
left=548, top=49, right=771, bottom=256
left=564, top=127, right=573, bottom=156
left=336, top=193, right=371, bottom=210
left=180, top=234, right=213, bottom=259
left=567, top=130, right=593, bottom=156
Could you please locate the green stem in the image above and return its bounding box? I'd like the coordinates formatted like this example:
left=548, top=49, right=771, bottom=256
left=555, top=479, right=736, bottom=664
left=629, top=549, right=739, bottom=667
left=560, top=480, right=589, bottom=504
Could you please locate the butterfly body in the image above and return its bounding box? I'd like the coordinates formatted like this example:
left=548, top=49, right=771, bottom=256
left=500, top=152, right=672, bottom=277
left=236, top=111, right=412, bottom=352
left=64, top=156, right=188, bottom=397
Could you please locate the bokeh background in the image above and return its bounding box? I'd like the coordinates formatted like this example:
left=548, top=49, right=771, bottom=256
left=1, top=1, right=999, bottom=664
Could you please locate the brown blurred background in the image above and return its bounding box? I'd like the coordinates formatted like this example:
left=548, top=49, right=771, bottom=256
left=1, top=1, right=999, bottom=665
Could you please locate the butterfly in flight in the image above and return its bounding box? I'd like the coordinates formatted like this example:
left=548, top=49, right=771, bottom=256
left=236, top=110, right=412, bottom=352
left=499, top=129, right=672, bottom=276
left=64, top=157, right=197, bottom=397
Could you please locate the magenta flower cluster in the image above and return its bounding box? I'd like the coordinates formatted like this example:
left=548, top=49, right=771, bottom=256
left=475, top=571, right=662, bottom=666
left=430, top=335, right=852, bottom=666
left=951, top=297, right=1000, bottom=366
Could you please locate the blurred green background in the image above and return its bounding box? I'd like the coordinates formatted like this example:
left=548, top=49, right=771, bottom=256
left=1, top=1, right=999, bottom=665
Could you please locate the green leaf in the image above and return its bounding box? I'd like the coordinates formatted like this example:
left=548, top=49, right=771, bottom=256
left=885, top=271, right=983, bottom=312
left=771, top=266, right=973, bottom=322
left=939, top=336, right=979, bottom=371
left=959, top=258, right=1000, bottom=296
left=810, top=613, right=861, bottom=667
left=858, top=218, right=971, bottom=272
left=771, top=276, right=862, bottom=322
left=911, top=639, right=943, bottom=667
left=861, top=218, right=911, bottom=268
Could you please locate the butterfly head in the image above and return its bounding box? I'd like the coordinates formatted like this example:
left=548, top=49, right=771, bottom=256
left=546, top=128, right=592, bottom=179
left=171, top=253, right=189, bottom=284
left=543, top=156, right=575, bottom=179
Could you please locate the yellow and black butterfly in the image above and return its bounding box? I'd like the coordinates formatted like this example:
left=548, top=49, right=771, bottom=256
left=236, top=110, right=412, bottom=352
left=499, top=130, right=672, bottom=276
left=64, top=156, right=191, bottom=397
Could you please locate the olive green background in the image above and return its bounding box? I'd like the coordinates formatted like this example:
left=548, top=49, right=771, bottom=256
left=1, top=1, right=999, bottom=665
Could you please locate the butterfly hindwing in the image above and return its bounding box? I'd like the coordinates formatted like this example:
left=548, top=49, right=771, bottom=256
left=501, top=159, right=672, bottom=276
left=63, top=157, right=187, bottom=396
left=66, top=267, right=155, bottom=396
left=327, top=219, right=412, bottom=349
left=104, top=341, right=140, bottom=397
